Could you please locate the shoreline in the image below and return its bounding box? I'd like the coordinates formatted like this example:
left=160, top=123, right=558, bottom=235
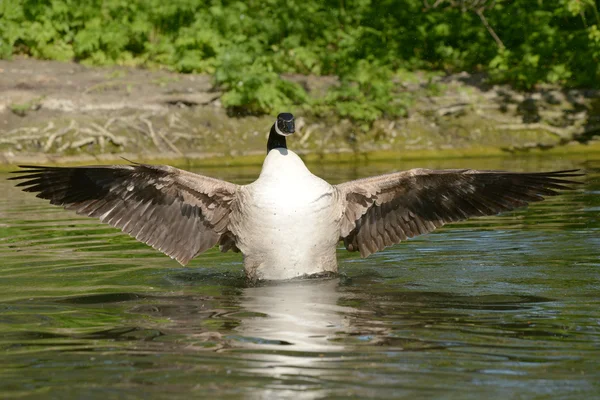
left=1, top=141, right=598, bottom=172
left=1, top=58, right=599, bottom=170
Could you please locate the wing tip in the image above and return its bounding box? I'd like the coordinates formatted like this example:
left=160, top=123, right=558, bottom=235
left=175, top=257, right=190, bottom=266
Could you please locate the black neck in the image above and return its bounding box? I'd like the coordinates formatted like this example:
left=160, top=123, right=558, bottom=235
left=267, top=124, right=287, bottom=152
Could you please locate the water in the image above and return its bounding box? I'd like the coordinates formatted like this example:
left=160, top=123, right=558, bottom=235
left=1, top=155, right=599, bottom=399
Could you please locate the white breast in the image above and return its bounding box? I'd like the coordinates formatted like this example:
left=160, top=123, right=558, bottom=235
left=233, top=149, right=342, bottom=280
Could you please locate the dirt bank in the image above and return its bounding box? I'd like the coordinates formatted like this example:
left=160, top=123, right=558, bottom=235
left=1, top=57, right=599, bottom=166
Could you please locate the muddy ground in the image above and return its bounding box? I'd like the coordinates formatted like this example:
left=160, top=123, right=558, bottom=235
left=1, top=57, right=599, bottom=166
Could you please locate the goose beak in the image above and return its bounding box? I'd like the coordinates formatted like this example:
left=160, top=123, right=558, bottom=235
left=275, top=117, right=295, bottom=136
left=282, top=119, right=295, bottom=135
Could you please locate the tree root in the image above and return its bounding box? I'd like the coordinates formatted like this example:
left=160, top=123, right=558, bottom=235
left=71, top=137, right=95, bottom=149
left=138, top=116, right=182, bottom=155
left=0, top=119, right=129, bottom=153
left=89, top=123, right=127, bottom=146
left=43, top=120, right=76, bottom=152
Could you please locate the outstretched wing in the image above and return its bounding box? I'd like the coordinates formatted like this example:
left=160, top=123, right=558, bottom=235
left=10, top=163, right=239, bottom=264
left=336, top=169, right=582, bottom=257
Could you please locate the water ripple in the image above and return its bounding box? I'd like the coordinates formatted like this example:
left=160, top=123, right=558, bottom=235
left=0, top=160, right=598, bottom=399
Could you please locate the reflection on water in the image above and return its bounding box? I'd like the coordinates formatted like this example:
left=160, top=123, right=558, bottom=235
left=239, top=279, right=348, bottom=350
left=1, top=155, right=599, bottom=399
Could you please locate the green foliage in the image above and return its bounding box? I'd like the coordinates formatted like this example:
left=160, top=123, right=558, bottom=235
left=8, top=97, right=43, bottom=116
left=313, top=61, right=409, bottom=131
left=485, top=0, right=600, bottom=88
left=215, top=48, right=308, bottom=115
left=1, top=0, right=600, bottom=123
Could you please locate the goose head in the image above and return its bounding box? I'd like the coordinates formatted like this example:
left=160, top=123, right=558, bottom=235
left=268, top=113, right=295, bottom=152
left=274, top=112, right=295, bottom=136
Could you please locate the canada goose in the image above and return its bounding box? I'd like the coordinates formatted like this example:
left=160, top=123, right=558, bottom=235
left=11, top=113, right=582, bottom=280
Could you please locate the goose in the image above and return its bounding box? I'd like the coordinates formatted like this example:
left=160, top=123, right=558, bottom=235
left=11, top=113, right=582, bottom=280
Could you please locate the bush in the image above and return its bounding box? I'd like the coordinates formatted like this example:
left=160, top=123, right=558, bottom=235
left=1, top=0, right=599, bottom=123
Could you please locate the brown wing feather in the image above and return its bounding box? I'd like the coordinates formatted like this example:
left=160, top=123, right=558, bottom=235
left=10, top=163, right=239, bottom=264
left=336, top=169, right=583, bottom=257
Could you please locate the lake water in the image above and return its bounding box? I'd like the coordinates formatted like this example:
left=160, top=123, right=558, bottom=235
left=1, top=154, right=599, bottom=399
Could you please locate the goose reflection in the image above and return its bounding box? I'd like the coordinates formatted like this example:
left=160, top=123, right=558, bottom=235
left=236, top=278, right=353, bottom=352
left=231, top=277, right=361, bottom=399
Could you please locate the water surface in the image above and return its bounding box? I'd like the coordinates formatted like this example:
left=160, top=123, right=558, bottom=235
left=1, top=155, right=599, bottom=399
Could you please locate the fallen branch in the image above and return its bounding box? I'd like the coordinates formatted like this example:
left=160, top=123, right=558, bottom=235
left=502, top=142, right=556, bottom=152
left=501, top=123, right=600, bottom=152
left=139, top=116, right=163, bottom=150
left=156, top=129, right=183, bottom=155
left=39, top=121, right=55, bottom=136
left=0, top=135, right=48, bottom=143
left=4, top=127, right=40, bottom=137
left=57, top=141, right=71, bottom=153
left=104, top=117, right=116, bottom=130
left=80, top=127, right=126, bottom=149
left=497, top=123, right=574, bottom=139
left=136, top=116, right=182, bottom=154
left=167, top=112, right=191, bottom=131
left=44, top=120, right=76, bottom=152
left=71, top=137, right=95, bottom=149
left=172, top=132, right=196, bottom=141
left=0, top=138, right=20, bottom=145
left=435, top=103, right=469, bottom=117
left=114, top=117, right=145, bottom=137
left=299, top=124, right=319, bottom=145
left=90, top=122, right=127, bottom=146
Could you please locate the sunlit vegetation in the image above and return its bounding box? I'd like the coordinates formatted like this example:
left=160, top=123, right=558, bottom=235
left=1, top=0, right=599, bottom=126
